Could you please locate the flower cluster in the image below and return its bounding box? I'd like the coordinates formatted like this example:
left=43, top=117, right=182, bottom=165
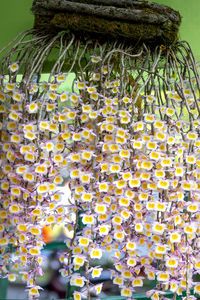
left=0, top=64, right=73, bottom=298
left=1, top=37, right=200, bottom=300
left=59, top=51, right=200, bottom=300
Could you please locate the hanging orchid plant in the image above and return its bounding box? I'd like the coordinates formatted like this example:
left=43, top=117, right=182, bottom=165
left=0, top=30, right=200, bottom=300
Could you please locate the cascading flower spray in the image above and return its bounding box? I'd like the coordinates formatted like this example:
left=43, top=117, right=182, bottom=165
left=1, top=25, right=200, bottom=300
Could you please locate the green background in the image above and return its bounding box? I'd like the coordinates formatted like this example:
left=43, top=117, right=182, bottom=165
left=0, top=0, right=200, bottom=59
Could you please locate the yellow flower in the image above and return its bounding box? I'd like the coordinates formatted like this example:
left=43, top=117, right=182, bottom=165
left=129, top=178, right=140, bottom=188
left=109, top=144, right=119, bottom=153
left=37, top=183, right=49, bottom=194
left=144, top=114, right=154, bottom=122
left=90, top=248, right=102, bottom=259
left=95, top=204, right=107, bottom=214
left=46, top=103, right=55, bottom=112
left=135, top=223, right=143, bottom=233
left=182, top=181, right=196, bottom=191
left=6, top=83, right=15, bottom=90
left=99, top=225, right=110, bottom=235
left=170, top=232, right=181, bottom=243
left=151, top=292, right=160, bottom=300
left=29, top=287, right=39, bottom=296
left=155, top=131, right=166, bottom=141
left=121, top=288, right=132, bottom=297
left=155, top=244, right=168, bottom=254
left=90, top=92, right=98, bottom=100
left=186, top=155, right=196, bottom=164
left=147, top=271, right=155, bottom=280
left=167, top=136, right=175, bottom=144
left=73, top=292, right=81, bottom=300
left=80, top=113, right=89, bottom=122
left=94, top=283, right=103, bottom=295
left=146, top=95, right=156, bottom=103
left=91, top=56, right=101, bottom=63
left=11, top=187, right=21, bottom=197
left=35, top=164, right=47, bottom=174
left=73, top=256, right=85, bottom=266
left=30, top=227, right=41, bottom=235
left=100, top=163, right=108, bottom=172
left=175, top=166, right=184, bottom=177
left=82, top=215, right=95, bottom=225
left=157, top=272, right=169, bottom=282
left=67, top=111, right=76, bottom=120
left=29, top=247, right=40, bottom=256
left=141, top=160, right=153, bottom=170
left=53, top=154, right=63, bottom=163
left=9, top=62, right=19, bottom=72
left=81, top=193, right=93, bottom=202
left=194, top=284, right=200, bottom=295
left=184, top=224, right=196, bottom=234
left=9, top=204, right=20, bottom=214
left=121, top=172, right=132, bottom=181
left=8, top=111, right=20, bottom=121
left=99, top=182, right=108, bottom=192
left=122, top=270, right=132, bottom=279
left=115, top=180, right=126, bottom=189
left=127, top=257, right=136, bottom=267
left=24, top=153, right=35, bottom=162
left=157, top=180, right=169, bottom=189
left=119, top=197, right=130, bottom=207
left=150, top=151, right=160, bottom=160
left=132, top=278, right=143, bottom=287
left=28, top=103, right=38, bottom=113
left=152, top=223, right=165, bottom=235
left=187, top=132, right=197, bottom=140
left=81, top=151, right=92, bottom=161
left=80, top=174, right=91, bottom=184
left=54, top=176, right=63, bottom=185
left=70, top=153, right=80, bottom=162
left=23, top=173, right=35, bottom=182
left=146, top=141, right=157, bottom=150
left=49, top=123, right=58, bottom=132
left=120, top=116, right=130, bottom=124
left=140, top=172, right=150, bottom=180
left=32, top=208, right=42, bottom=216
left=46, top=215, right=55, bottom=224
left=161, top=158, right=172, bottom=167
left=166, top=257, right=178, bottom=268
left=48, top=92, right=57, bottom=100
left=8, top=274, right=17, bottom=282
left=134, top=121, right=144, bottom=131
left=13, top=92, right=22, bottom=102
left=106, top=123, right=115, bottom=132
left=0, top=237, right=8, bottom=246
left=112, top=216, right=122, bottom=225
left=70, top=169, right=80, bottom=179
left=79, top=237, right=89, bottom=247
left=155, top=202, right=167, bottom=212
left=39, top=121, right=49, bottom=131
left=121, top=209, right=131, bottom=220
left=1, top=181, right=9, bottom=191
left=133, top=140, right=143, bottom=149
left=166, top=107, right=175, bottom=116
left=126, top=241, right=136, bottom=251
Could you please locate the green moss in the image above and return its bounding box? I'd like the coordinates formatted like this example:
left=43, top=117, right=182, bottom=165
left=50, top=13, right=176, bottom=45
left=34, top=7, right=180, bottom=47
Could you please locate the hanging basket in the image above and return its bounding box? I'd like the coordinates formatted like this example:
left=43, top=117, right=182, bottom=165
left=31, top=0, right=181, bottom=46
